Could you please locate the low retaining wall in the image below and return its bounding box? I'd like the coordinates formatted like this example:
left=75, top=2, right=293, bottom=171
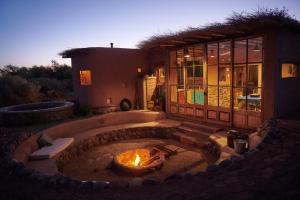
left=0, top=101, right=74, bottom=126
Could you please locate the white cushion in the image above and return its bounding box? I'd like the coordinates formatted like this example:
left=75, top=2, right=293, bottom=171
left=29, top=138, right=74, bottom=160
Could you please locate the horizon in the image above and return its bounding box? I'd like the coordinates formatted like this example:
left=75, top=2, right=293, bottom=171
left=0, top=0, right=300, bottom=67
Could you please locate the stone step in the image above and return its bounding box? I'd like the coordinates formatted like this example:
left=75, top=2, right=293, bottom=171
left=177, top=126, right=211, bottom=137
left=181, top=121, right=222, bottom=133
left=166, top=113, right=224, bottom=133
left=172, top=131, right=208, bottom=148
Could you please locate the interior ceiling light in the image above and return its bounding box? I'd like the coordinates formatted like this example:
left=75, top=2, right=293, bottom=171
left=184, top=48, right=190, bottom=58
left=210, top=49, right=215, bottom=58
left=253, top=44, right=261, bottom=52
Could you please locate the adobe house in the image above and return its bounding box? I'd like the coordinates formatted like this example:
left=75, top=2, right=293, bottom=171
left=61, top=10, right=300, bottom=129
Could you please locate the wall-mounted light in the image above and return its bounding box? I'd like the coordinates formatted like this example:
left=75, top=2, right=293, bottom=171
left=137, top=67, right=142, bottom=73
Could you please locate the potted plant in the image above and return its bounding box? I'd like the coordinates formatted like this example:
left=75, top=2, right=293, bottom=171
left=227, top=130, right=248, bottom=148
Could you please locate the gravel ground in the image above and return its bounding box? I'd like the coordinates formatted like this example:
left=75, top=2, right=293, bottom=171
left=1, top=114, right=300, bottom=200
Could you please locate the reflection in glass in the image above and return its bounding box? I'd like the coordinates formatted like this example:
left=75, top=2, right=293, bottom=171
left=233, top=65, right=246, bottom=87
left=194, top=86, right=205, bottom=105
left=247, top=64, right=262, bottom=87
left=207, top=43, right=218, bottom=65
left=170, top=86, right=177, bottom=103
left=234, top=40, right=246, bottom=63
left=208, top=65, right=218, bottom=85
left=248, top=37, right=262, bottom=62
left=219, top=65, right=231, bottom=86
left=219, top=87, right=230, bottom=108
left=219, top=41, right=231, bottom=63
left=186, top=66, right=193, bottom=85
left=208, top=86, right=218, bottom=106
left=233, top=88, right=246, bottom=110
left=178, top=87, right=185, bottom=104
left=247, top=87, right=261, bottom=111
left=186, top=85, right=194, bottom=104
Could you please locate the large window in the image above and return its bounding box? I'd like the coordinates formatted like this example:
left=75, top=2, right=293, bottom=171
left=207, top=42, right=231, bottom=108
left=185, top=45, right=205, bottom=105
left=169, top=46, right=205, bottom=106
left=233, top=37, right=263, bottom=112
left=169, top=36, right=263, bottom=115
left=79, top=70, right=92, bottom=85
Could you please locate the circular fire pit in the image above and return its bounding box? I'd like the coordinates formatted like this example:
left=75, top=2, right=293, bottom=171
left=113, top=148, right=165, bottom=175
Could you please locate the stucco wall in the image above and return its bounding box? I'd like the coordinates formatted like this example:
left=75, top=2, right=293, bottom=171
left=262, top=32, right=278, bottom=120
left=275, top=31, right=300, bottom=117
left=71, top=48, right=149, bottom=111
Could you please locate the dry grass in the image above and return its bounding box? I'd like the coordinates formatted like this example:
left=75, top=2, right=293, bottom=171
left=138, top=8, right=300, bottom=49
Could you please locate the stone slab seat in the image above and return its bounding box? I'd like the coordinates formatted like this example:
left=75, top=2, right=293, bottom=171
left=29, top=138, right=74, bottom=160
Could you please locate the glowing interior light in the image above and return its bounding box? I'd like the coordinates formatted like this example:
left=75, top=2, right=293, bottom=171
left=133, top=154, right=141, bottom=166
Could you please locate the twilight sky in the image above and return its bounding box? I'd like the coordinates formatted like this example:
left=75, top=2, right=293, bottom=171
left=0, top=0, right=299, bottom=67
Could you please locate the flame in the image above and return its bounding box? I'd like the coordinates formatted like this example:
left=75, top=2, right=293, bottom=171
left=133, top=154, right=141, bottom=166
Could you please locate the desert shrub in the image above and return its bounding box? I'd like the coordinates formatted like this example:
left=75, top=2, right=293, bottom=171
left=0, top=75, right=40, bottom=107
left=0, top=62, right=73, bottom=105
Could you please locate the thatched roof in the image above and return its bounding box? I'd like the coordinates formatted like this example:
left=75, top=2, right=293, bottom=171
left=138, top=8, right=300, bottom=50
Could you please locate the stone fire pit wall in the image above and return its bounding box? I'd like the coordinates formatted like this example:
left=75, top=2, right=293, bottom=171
left=56, top=126, right=220, bottom=177
left=0, top=101, right=74, bottom=126
left=56, top=127, right=176, bottom=171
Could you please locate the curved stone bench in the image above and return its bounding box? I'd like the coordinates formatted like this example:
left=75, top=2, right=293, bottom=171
left=13, top=110, right=166, bottom=163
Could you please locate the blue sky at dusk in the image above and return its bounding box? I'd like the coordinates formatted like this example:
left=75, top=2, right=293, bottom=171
left=0, top=0, right=299, bottom=67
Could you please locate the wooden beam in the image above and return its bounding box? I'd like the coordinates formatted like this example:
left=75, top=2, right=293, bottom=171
left=192, top=35, right=212, bottom=39
left=170, top=40, right=186, bottom=44
left=209, top=32, right=227, bottom=37
left=183, top=38, right=199, bottom=42
left=159, top=44, right=175, bottom=47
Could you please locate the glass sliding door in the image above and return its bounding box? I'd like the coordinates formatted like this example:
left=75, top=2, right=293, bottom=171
left=233, top=37, right=263, bottom=128
left=168, top=45, right=206, bottom=118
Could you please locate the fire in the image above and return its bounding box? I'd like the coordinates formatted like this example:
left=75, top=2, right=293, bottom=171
left=133, top=154, right=141, bottom=166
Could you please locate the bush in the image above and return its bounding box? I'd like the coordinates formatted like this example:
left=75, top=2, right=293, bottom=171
left=0, top=75, right=40, bottom=107
left=0, top=62, right=73, bottom=106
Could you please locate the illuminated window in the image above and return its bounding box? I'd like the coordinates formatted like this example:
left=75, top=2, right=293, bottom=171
left=79, top=70, right=92, bottom=85
left=233, top=37, right=263, bottom=112
left=281, top=63, right=298, bottom=78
